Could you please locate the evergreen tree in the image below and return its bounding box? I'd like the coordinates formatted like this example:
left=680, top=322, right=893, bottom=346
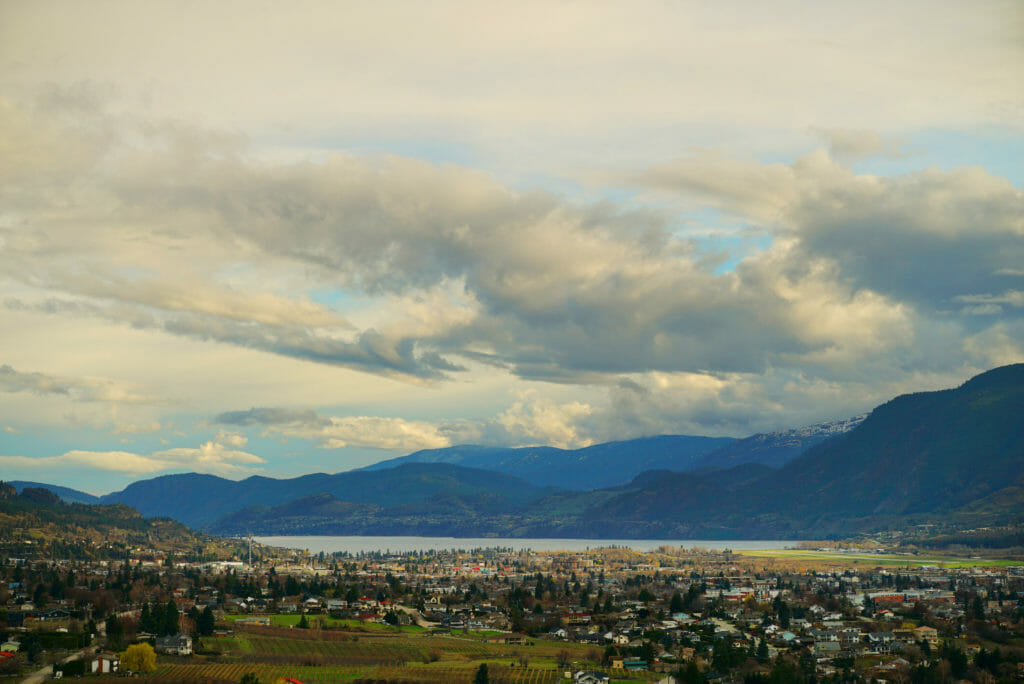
left=677, top=660, right=704, bottom=684
left=757, top=638, right=769, bottom=663
left=162, top=599, right=179, bottom=636
left=474, top=662, right=489, bottom=684
left=777, top=601, right=791, bottom=628
left=198, top=605, right=216, bottom=636
left=105, top=615, right=125, bottom=650
left=140, top=603, right=154, bottom=633
left=670, top=591, right=684, bottom=613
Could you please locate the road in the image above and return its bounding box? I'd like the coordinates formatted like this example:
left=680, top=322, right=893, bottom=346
left=20, top=648, right=92, bottom=684
left=394, top=604, right=439, bottom=629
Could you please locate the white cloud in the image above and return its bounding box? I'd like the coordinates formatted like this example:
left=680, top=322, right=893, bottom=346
left=0, top=434, right=265, bottom=477
left=0, top=364, right=161, bottom=405
left=0, top=0, right=1021, bottom=480
left=496, top=393, right=594, bottom=449
left=810, top=127, right=906, bottom=163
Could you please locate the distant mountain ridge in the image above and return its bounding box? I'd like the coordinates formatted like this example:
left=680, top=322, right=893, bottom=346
left=100, top=462, right=560, bottom=529
left=9, top=480, right=101, bottom=505
left=205, top=364, right=1024, bottom=538
left=360, top=435, right=735, bottom=490
left=21, top=364, right=1024, bottom=539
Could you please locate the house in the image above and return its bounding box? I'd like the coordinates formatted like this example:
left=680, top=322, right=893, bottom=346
left=912, top=625, right=939, bottom=647
left=91, top=652, right=119, bottom=674
left=155, top=633, right=193, bottom=655
left=574, top=671, right=610, bottom=683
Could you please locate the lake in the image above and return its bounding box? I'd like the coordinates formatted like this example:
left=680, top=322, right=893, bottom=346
left=252, top=535, right=803, bottom=555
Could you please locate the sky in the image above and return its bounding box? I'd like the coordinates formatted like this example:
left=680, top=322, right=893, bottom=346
left=1, top=1, right=1022, bottom=495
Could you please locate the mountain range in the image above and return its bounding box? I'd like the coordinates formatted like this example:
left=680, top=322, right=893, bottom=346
left=360, top=435, right=735, bottom=490
left=18, top=364, right=1024, bottom=539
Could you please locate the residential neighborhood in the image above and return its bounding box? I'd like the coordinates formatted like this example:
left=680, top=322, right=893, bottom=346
left=2, top=542, right=1023, bottom=682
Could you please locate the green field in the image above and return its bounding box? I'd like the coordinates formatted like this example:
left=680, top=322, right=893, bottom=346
left=91, top=616, right=658, bottom=683
left=225, top=613, right=427, bottom=633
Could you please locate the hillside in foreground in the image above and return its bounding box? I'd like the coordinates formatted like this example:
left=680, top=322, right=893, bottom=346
left=0, top=482, right=235, bottom=561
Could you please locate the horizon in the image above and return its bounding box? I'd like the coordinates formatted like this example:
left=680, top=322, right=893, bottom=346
left=1, top=2, right=1022, bottom=494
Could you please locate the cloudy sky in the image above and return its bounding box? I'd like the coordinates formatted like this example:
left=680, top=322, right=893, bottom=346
left=1, top=1, right=1022, bottom=494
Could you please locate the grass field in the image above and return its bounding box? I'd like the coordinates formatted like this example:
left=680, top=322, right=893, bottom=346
left=225, top=613, right=427, bottom=634
left=734, top=549, right=1023, bottom=568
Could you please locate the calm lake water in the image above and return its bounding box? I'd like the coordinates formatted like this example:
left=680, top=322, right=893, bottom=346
left=253, top=536, right=803, bottom=555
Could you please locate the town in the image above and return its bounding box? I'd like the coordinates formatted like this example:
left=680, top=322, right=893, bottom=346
left=2, top=543, right=1023, bottom=683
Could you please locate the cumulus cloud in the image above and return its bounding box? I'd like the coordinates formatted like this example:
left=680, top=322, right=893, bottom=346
left=0, top=433, right=265, bottom=477
left=633, top=150, right=1024, bottom=317
left=218, top=408, right=452, bottom=451
left=495, top=393, right=594, bottom=449
left=0, top=364, right=160, bottom=404
left=2, top=90, right=1022, bottom=451
left=213, top=395, right=604, bottom=451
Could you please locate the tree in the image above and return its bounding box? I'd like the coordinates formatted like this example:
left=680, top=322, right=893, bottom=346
left=120, top=642, right=157, bottom=673
left=240, top=673, right=261, bottom=684
left=297, top=612, right=309, bottom=629
left=670, top=590, right=684, bottom=613
left=162, top=599, right=180, bottom=636
left=970, top=595, right=985, bottom=620
left=767, top=655, right=805, bottom=684
left=676, top=661, right=704, bottom=684
left=140, top=603, right=154, bottom=633
left=756, top=637, right=769, bottom=663
left=474, top=662, right=489, bottom=684
left=777, top=601, right=790, bottom=629
left=20, top=632, right=42, bottom=663
left=105, top=614, right=125, bottom=650
left=197, top=605, right=216, bottom=636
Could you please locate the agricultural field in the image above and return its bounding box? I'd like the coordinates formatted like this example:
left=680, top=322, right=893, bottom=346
left=89, top=618, right=661, bottom=683
left=733, top=548, right=1024, bottom=569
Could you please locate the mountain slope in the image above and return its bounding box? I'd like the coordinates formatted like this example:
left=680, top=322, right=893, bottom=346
left=761, top=363, right=1024, bottom=519
left=690, top=415, right=866, bottom=471
left=362, top=434, right=735, bottom=490
left=0, top=481, right=203, bottom=560
left=568, top=364, right=1024, bottom=536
